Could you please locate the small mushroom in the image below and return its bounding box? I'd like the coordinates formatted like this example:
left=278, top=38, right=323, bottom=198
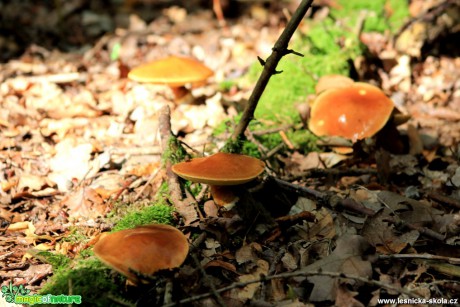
left=308, top=82, right=395, bottom=143
left=93, top=224, right=189, bottom=283
left=128, top=55, right=214, bottom=100
left=172, top=152, right=265, bottom=208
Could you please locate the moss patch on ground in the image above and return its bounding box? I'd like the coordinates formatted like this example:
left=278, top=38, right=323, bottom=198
left=39, top=256, right=123, bottom=307
left=113, top=202, right=174, bottom=231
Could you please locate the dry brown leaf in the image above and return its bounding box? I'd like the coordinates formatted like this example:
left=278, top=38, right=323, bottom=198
left=235, top=242, right=262, bottom=265
left=281, top=251, right=298, bottom=271
left=90, top=172, right=127, bottom=200
left=203, top=200, right=219, bottom=217
left=304, top=235, right=373, bottom=302
left=230, top=259, right=269, bottom=301
left=203, top=259, right=238, bottom=274
left=270, top=277, right=286, bottom=301
left=125, top=162, right=160, bottom=177
left=335, top=284, right=365, bottom=307
left=16, top=174, right=55, bottom=192
left=61, top=187, right=106, bottom=219
left=296, top=207, right=335, bottom=241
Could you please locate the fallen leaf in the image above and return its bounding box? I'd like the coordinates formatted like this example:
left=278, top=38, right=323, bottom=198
left=235, top=242, right=262, bottom=265
left=304, top=235, right=373, bottom=302
left=61, top=186, right=106, bottom=219
left=230, top=259, right=269, bottom=301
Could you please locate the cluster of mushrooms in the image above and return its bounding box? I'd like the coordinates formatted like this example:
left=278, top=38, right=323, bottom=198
left=93, top=58, right=403, bottom=283
left=93, top=56, right=268, bottom=283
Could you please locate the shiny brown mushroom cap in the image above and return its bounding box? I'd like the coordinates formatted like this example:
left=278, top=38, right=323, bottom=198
left=127, top=56, right=214, bottom=87
left=171, top=152, right=265, bottom=186
left=93, top=224, right=189, bottom=283
left=308, top=82, right=394, bottom=142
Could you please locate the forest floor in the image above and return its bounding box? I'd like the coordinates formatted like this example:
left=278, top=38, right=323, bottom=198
left=1, top=0, right=460, bottom=306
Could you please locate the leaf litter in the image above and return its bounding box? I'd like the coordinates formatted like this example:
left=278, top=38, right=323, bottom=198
left=1, top=0, right=460, bottom=306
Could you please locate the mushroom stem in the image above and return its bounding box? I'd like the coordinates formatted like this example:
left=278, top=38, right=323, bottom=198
left=210, top=185, right=239, bottom=209
left=169, top=86, right=189, bottom=100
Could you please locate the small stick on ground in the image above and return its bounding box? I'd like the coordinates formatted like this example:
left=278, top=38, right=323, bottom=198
left=285, top=167, right=378, bottom=181
left=426, top=191, right=460, bottom=210
left=379, top=253, right=460, bottom=265
left=158, top=106, right=198, bottom=225
left=158, top=106, right=182, bottom=203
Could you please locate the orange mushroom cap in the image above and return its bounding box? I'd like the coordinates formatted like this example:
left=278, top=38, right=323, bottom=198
left=128, top=56, right=214, bottom=87
left=308, top=82, right=394, bottom=142
left=315, top=74, right=354, bottom=94
left=171, top=152, right=265, bottom=185
left=93, top=224, right=189, bottom=283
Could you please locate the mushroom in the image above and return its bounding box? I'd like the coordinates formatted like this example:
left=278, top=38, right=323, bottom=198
left=128, top=55, right=214, bottom=100
left=308, top=82, right=395, bottom=143
left=93, top=224, right=189, bottom=283
left=314, top=74, right=354, bottom=94
left=171, top=152, right=265, bottom=208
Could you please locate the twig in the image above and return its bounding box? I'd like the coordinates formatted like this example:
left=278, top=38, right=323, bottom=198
left=279, top=130, right=294, bottom=149
left=190, top=253, right=227, bottom=307
left=251, top=124, right=294, bottom=136
left=269, top=176, right=328, bottom=202
left=229, top=0, right=314, bottom=143
left=134, top=168, right=161, bottom=201
left=335, top=198, right=377, bottom=217
left=378, top=253, right=460, bottom=265
left=163, top=269, right=422, bottom=306
left=384, top=217, right=446, bottom=242
left=184, top=189, right=204, bottom=221
left=245, top=129, right=268, bottom=154
left=158, top=106, right=182, bottom=204
left=264, top=143, right=285, bottom=159
left=158, top=106, right=199, bottom=225
left=285, top=167, right=378, bottom=181
left=270, top=177, right=378, bottom=217
left=426, top=192, right=460, bottom=210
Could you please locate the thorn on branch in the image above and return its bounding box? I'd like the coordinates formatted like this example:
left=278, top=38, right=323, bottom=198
left=257, top=56, right=266, bottom=66
left=274, top=70, right=283, bottom=75
left=286, top=49, right=304, bottom=57
left=272, top=47, right=304, bottom=58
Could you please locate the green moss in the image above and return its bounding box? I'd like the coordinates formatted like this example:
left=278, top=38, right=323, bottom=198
left=33, top=251, right=71, bottom=270
left=163, top=136, right=188, bottom=165
left=219, top=79, right=236, bottom=91
left=61, top=228, right=89, bottom=244
left=333, top=0, right=409, bottom=33
left=220, top=137, right=244, bottom=154
left=287, top=129, right=318, bottom=151
left=113, top=203, right=174, bottom=231
left=39, top=257, right=122, bottom=307
left=241, top=141, right=261, bottom=158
